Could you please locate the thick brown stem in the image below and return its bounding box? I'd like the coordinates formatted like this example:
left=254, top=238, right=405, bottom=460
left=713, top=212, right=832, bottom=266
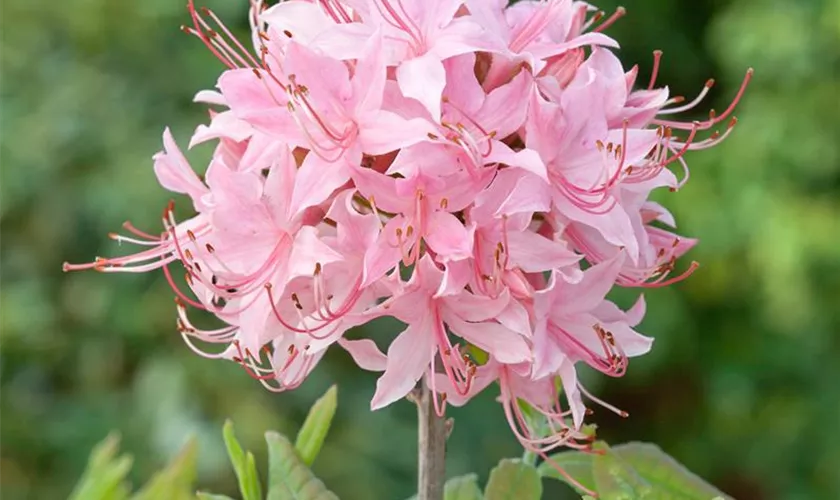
left=415, top=380, right=446, bottom=500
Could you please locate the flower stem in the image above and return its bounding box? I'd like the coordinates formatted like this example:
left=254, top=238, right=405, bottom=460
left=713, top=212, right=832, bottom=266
left=415, top=380, right=446, bottom=500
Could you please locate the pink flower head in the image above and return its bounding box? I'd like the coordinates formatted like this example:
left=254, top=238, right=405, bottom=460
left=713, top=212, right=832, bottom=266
left=64, top=0, right=752, bottom=468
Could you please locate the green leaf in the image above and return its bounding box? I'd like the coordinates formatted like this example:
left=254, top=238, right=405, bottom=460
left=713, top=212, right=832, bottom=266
left=608, top=443, right=732, bottom=500
left=541, top=442, right=730, bottom=500
left=537, top=450, right=596, bottom=495
left=131, top=437, right=198, bottom=500
left=295, top=385, right=338, bottom=466
left=265, top=431, right=339, bottom=500
left=443, top=474, right=483, bottom=500
left=68, top=433, right=133, bottom=500
left=195, top=494, right=236, bottom=500
left=223, top=420, right=262, bottom=500
left=592, top=448, right=649, bottom=499
left=484, top=459, right=541, bottom=500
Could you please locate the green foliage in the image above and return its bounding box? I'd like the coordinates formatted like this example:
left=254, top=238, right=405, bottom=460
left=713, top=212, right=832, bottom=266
left=443, top=474, right=483, bottom=500
left=133, top=439, right=199, bottom=500
left=223, top=421, right=263, bottom=500
left=265, top=432, right=339, bottom=500
left=294, top=385, right=338, bottom=467
left=484, top=460, right=542, bottom=500
left=69, top=433, right=197, bottom=500
left=68, top=434, right=133, bottom=500
left=541, top=442, right=730, bottom=500
left=70, top=388, right=340, bottom=500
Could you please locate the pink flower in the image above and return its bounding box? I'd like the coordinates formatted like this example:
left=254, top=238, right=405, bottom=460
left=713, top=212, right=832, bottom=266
left=65, top=0, right=752, bottom=460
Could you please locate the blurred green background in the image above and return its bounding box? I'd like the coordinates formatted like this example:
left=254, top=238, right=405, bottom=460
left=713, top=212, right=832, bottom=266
left=2, top=0, right=839, bottom=498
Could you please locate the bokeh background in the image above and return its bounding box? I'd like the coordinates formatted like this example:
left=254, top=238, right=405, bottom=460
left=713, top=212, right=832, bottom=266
left=2, top=0, right=839, bottom=498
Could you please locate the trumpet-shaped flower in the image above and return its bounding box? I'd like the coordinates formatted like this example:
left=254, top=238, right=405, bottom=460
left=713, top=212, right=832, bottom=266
left=64, top=0, right=751, bottom=466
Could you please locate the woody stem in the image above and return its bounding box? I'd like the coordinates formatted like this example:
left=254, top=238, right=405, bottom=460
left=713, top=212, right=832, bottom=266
left=415, top=379, right=447, bottom=500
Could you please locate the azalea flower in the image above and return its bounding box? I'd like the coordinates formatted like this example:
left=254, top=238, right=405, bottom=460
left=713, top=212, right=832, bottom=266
left=64, top=0, right=751, bottom=470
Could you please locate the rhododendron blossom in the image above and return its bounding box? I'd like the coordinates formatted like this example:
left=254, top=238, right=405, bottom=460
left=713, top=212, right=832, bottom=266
left=64, top=0, right=751, bottom=485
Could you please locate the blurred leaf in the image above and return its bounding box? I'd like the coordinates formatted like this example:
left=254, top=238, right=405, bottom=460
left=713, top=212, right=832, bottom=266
left=68, top=433, right=133, bottom=500
left=195, top=494, right=236, bottom=500
left=131, top=437, right=197, bottom=500
left=223, top=420, right=262, bottom=500
left=484, top=459, right=541, bottom=500
left=544, top=442, right=731, bottom=499
left=605, top=442, right=731, bottom=500
left=537, top=450, right=596, bottom=495
left=444, top=474, right=483, bottom=500
left=265, top=431, right=339, bottom=500
left=295, top=385, right=338, bottom=466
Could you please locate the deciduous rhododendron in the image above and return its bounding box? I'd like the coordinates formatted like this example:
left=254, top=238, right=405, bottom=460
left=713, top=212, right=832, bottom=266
left=64, top=0, right=751, bottom=487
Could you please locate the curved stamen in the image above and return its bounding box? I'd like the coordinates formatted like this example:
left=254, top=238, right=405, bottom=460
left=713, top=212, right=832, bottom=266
left=592, top=6, right=626, bottom=33
left=659, top=79, right=715, bottom=115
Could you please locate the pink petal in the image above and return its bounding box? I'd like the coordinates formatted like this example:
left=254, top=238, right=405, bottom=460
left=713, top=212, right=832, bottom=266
left=237, top=134, right=283, bottom=173
left=397, top=52, right=446, bottom=121
left=260, top=1, right=332, bottom=44
left=553, top=194, right=639, bottom=262
left=446, top=316, right=531, bottom=364
left=558, top=358, right=586, bottom=429
left=441, top=288, right=510, bottom=321
left=153, top=128, right=209, bottom=209
left=424, top=211, right=475, bottom=262
left=443, top=53, right=484, bottom=116
left=431, top=17, right=498, bottom=59
left=193, top=89, right=227, bottom=106
left=361, top=216, right=405, bottom=287
left=357, top=110, right=434, bottom=155
left=531, top=318, right=563, bottom=379
left=371, top=314, right=435, bottom=410
left=352, top=29, right=386, bottom=114
left=557, top=254, right=625, bottom=314
left=494, top=170, right=552, bottom=216
left=287, top=226, right=344, bottom=281
left=288, top=152, right=351, bottom=221
left=601, top=320, right=653, bottom=357
left=485, top=141, right=548, bottom=180
left=506, top=230, right=581, bottom=273
left=339, top=338, right=387, bottom=372
left=262, top=146, right=297, bottom=224
left=476, top=70, right=532, bottom=140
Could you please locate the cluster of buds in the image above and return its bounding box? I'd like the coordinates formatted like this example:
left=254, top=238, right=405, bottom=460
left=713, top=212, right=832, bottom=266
left=65, top=0, right=750, bottom=485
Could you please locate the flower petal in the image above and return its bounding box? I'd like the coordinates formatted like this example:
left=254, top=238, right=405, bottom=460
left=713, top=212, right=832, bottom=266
left=371, top=314, right=435, bottom=410
left=397, top=52, right=446, bottom=121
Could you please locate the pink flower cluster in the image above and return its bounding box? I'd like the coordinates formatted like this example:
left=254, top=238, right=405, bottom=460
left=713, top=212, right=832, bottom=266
left=66, top=0, right=750, bottom=461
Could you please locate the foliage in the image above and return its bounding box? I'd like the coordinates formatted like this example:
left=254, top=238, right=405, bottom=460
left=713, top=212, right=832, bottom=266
left=70, top=388, right=340, bottom=500
left=2, top=0, right=838, bottom=499
left=69, top=388, right=727, bottom=500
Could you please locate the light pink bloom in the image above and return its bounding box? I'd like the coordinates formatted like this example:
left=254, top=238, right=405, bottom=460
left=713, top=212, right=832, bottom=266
left=369, top=254, right=531, bottom=410
left=64, top=0, right=752, bottom=462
